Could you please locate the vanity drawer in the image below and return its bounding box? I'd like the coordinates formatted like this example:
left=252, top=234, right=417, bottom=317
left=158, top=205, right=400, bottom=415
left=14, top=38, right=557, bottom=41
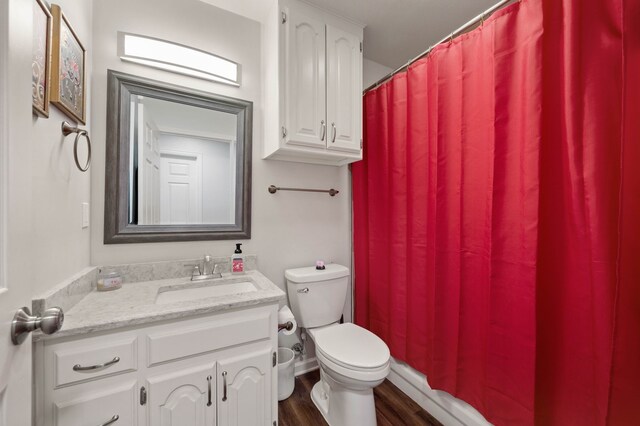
left=146, top=310, right=271, bottom=366
left=48, top=336, right=138, bottom=388
left=52, top=380, right=138, bottom=426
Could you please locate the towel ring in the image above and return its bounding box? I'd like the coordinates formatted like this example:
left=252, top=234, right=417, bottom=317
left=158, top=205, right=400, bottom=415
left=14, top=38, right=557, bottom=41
left=61, top=121, right=91, bottom=172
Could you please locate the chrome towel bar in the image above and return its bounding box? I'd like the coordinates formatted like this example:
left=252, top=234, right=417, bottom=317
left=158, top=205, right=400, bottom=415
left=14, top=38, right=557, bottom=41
left=268, top=185, right=339, bottom=197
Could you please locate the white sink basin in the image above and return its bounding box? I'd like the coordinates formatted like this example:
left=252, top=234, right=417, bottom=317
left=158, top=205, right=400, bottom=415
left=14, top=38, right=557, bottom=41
left=155, top=280, right=258, bottom=305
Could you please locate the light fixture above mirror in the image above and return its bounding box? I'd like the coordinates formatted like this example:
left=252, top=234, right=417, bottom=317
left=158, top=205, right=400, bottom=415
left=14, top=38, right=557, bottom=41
left=117, top=32, right=240, bottom=86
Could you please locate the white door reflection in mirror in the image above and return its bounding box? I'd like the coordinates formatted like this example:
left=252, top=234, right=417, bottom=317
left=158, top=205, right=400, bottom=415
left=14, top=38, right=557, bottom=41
left=132, top=95, right=237, bottom=225
left=160, top=152, right=202, bottom=224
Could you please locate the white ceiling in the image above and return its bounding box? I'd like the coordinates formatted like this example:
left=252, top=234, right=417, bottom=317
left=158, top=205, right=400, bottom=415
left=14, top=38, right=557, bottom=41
left=199, top=0, right=499, bottom=69
left=306, top=0, right=499, bottom=69
left=198, top=0, right=272, bottom=23
left=141, top=96, right=237, bottom=139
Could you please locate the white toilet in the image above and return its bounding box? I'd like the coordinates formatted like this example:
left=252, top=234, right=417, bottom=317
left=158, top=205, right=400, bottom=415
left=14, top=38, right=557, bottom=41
left=286, top=264, right=390, bottom=426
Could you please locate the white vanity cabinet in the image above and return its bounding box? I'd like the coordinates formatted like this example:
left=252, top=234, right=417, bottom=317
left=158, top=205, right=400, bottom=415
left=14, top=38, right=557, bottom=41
left=145, top=344, right=273, bottom=426
left=217, top=347, right=272, bottom=426
left=34, top=305, right=278, bottom=426
left=52, top=380, right=138, bottom=426
left=262, top=0, right=364, bottom=166
left=146, top=363, right=215, bottom=426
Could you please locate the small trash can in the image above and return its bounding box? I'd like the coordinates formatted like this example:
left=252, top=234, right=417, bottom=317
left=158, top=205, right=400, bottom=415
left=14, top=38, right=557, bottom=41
left=277, top=347, right=295, bottom=401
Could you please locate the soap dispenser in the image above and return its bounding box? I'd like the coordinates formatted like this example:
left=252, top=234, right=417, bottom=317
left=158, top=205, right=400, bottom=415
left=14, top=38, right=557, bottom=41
left=231, top=243, right=244, bottom=274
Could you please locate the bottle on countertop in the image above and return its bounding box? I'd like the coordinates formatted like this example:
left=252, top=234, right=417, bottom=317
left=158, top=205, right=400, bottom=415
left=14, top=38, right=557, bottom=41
left=231, top=243, right=244, bottom=274
left=97, top=269, right=122, bottom=291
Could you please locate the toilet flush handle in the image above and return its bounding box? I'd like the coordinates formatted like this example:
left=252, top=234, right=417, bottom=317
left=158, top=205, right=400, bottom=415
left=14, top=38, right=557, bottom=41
left=297, top=288, right=309, bottom=294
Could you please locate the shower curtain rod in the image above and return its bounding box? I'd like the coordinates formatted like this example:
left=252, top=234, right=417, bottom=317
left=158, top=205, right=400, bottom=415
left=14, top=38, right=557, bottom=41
left=363, top=0, right=517, bottom=93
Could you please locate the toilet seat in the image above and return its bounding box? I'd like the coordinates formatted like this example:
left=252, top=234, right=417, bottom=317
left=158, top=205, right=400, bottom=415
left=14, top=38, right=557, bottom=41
left=309, top=323, right=390, bottom=381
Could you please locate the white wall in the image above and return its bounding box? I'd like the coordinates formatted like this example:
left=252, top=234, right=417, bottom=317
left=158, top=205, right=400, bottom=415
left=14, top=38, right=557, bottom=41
left=90, top=0, right=352, bottom=320
left=1, top=0, right=94, bottom=301
left=363, top=58, right=393, bottom=89
left=29, top=0, right=93, bottom=297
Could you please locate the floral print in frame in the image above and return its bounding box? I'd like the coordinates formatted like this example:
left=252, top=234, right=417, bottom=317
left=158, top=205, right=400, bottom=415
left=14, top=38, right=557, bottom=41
left=50, top=4, right=86, bottom=124
left=32, top=0, right=52, bottom=117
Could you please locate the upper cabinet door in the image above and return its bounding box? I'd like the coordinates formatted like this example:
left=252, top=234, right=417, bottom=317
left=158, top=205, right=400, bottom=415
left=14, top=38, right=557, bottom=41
left=326, top=25, right=362, bottom=153
left=283, top=7, right=327, bottom=149
left=217, top=346, right=272, bottom=426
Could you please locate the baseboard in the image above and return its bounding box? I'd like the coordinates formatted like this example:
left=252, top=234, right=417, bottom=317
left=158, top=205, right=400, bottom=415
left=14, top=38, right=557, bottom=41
left=387, top=358, right=492, bottom=426
left=291, top=354, right=490, bottom=426
left=294, top=356, right=319, bottom=376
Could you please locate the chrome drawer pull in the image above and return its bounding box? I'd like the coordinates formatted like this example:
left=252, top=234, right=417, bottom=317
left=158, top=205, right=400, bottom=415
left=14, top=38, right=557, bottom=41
left=320, top=120, right=326, bottom=141
left=331, top=122, right=337, bottom=143
left=207, top=375, right=212, bottom=407
left=73, top=356, right=120, bottom=372
left=99, top=414, right=119, bottom=426
left=222, top=371, right=228, bottom=401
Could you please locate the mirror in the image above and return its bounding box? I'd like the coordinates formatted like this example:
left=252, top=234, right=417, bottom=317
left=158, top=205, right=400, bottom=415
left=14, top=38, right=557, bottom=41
left=130, top=96, right=238, bottom=226
left=104, top=70, right=252, bottom=243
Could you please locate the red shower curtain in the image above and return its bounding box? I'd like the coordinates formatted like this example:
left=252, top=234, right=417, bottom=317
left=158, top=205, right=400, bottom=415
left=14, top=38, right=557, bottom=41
left=352, top=0, right=640, bottom=425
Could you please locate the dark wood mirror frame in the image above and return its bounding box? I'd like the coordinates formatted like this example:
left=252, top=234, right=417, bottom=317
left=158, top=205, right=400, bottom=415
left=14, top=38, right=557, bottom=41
left=104, top=70, right=252, bottom=244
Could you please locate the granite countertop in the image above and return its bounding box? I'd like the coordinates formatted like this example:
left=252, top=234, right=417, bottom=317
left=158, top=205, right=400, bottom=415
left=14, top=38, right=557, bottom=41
left=34, top=270, right=285, bottom=341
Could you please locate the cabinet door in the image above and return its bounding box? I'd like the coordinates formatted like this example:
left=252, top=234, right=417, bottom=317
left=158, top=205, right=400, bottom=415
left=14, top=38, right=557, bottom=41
left=326, top=25, right=362, bottom=153
left=53, top=381, right=137, bottom=426
left=283, top=6, right=326, bottom=149
left=147, top=364, right=215, bottom=426
left=217, top=346, right=272, bottom=426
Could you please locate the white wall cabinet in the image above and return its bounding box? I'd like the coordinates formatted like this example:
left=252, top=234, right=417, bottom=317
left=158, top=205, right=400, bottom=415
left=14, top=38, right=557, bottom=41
left=263, top=0, right=364, bottom=166
left=326, top=25, right=362, bottom=153
left=284, top=8, right=326, bottom=150
left=35, top=305, right=278, bottom=426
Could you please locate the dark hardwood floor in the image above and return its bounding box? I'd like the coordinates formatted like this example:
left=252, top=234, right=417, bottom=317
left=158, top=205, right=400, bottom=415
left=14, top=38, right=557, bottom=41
left=279, top=369, right=443, bottom=426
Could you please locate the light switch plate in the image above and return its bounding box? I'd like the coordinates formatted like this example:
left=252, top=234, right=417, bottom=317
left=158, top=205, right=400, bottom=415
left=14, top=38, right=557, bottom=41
left=82, top=202, right=89, bottom=228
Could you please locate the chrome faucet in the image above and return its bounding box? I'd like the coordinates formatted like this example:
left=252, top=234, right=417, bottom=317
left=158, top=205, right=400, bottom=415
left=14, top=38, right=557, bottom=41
left=203, top=255, right=214, bottom=275
left=184, top=255, right=223, bottom=281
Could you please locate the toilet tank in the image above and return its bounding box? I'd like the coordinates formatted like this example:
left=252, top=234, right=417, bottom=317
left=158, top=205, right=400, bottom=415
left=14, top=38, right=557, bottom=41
left=285, top=264, right=350, bottom=328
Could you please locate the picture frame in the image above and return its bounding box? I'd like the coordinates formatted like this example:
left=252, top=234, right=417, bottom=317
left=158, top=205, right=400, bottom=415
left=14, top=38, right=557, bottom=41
left=50, top=4, right=86, bottom=125
left=32, top=0, right=53, bottom=118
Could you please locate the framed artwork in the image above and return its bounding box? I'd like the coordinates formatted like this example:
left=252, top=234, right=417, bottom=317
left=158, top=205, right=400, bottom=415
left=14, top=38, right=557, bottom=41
left=32, top=0, right=52, bottom=117
left=50, top=4, right=86, bottom=124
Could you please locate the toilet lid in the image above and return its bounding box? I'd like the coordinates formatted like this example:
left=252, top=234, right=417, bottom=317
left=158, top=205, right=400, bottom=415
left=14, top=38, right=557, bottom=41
left=312, top=323, right=390, bottom=369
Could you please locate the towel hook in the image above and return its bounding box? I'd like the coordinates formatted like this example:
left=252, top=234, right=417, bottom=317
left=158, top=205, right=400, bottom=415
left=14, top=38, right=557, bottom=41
left=61, top=121, right=91, bottom=172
